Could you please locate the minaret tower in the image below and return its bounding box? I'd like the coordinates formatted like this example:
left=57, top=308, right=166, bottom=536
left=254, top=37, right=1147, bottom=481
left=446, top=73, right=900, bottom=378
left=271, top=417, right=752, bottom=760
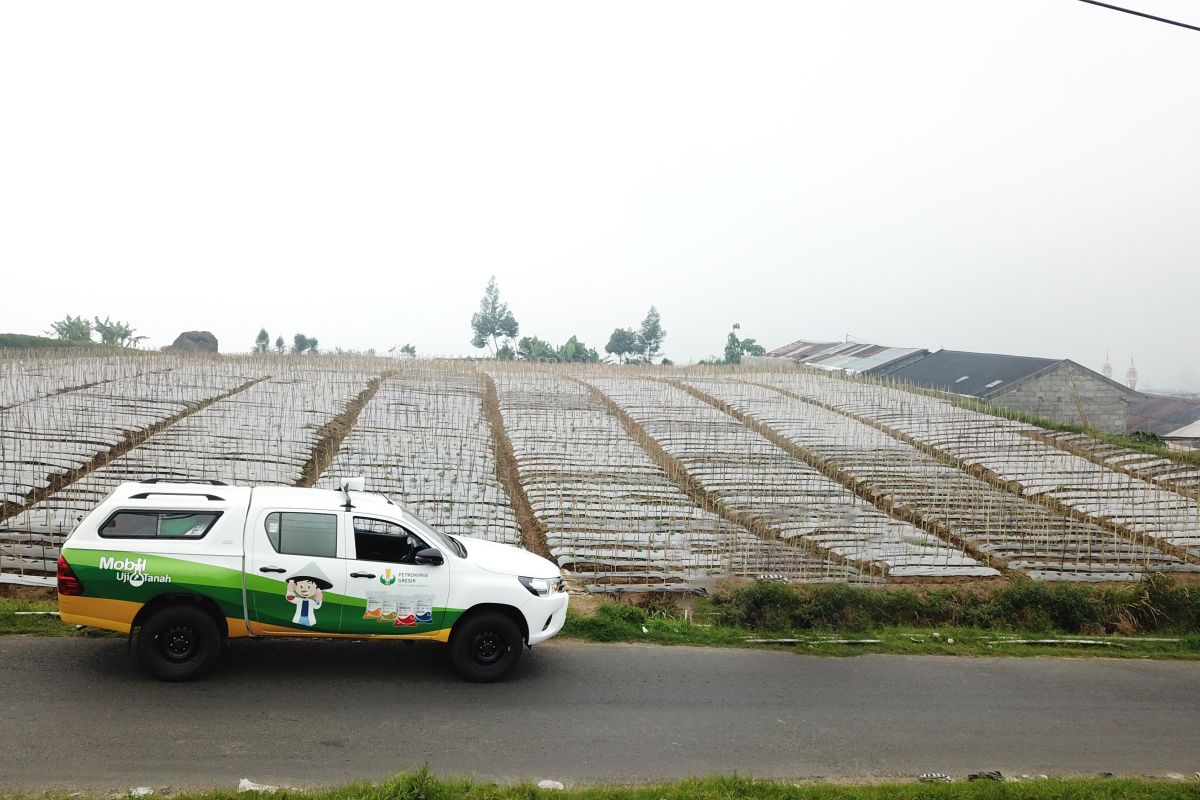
left=1102, top=351, right=1113, bottom=380
left=1126, top=358, right=1138, bottom=391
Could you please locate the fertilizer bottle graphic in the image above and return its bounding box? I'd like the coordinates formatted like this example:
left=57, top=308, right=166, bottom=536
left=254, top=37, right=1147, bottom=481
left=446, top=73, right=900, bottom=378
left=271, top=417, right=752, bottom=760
left=380, top=568, right=397, bottom=586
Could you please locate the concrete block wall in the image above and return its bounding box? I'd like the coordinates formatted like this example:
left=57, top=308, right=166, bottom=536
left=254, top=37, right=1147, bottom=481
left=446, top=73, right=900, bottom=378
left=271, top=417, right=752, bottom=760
left=992, top=364, right=1131, bottom=433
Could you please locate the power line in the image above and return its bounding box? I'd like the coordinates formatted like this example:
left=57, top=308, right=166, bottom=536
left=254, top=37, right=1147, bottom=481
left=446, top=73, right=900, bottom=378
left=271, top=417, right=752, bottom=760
left=1077, top=0, right=1200, bottom=32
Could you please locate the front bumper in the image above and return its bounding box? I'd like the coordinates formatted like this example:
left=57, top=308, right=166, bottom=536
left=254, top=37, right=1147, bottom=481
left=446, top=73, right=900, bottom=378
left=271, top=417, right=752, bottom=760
left=526, top=590, right=569, bottom=645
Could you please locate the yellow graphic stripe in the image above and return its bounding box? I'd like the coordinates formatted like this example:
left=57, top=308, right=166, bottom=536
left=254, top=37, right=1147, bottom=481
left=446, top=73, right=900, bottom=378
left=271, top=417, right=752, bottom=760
left=249, top=620, right=451, bottom=642
left=59, top=596, right=250, bottom=638
left=60, top=596, right=139, bottom=633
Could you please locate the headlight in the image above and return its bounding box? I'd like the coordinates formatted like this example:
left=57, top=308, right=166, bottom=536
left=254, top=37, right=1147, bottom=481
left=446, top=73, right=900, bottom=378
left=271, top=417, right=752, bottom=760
left=519, top=576, right=563, bottom=597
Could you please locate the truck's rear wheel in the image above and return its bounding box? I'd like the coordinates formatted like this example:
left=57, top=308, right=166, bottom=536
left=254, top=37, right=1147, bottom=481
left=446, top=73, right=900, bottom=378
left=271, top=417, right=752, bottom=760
left=450, top=613, right=522, bottom=682
left=136, top=605, right=222, bottom=682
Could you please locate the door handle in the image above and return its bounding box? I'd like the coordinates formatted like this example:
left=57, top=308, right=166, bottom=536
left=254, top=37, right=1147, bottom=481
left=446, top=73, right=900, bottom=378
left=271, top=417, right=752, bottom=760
left=259, top=566, right=287, bottom=573
left=350, top=572, right=377, bottom=579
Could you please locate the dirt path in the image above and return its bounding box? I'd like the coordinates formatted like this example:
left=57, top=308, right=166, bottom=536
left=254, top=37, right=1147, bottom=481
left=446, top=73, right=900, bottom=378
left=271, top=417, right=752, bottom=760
left=672, top=378, right=1013, bottom=575
left=577, top=377, right=881, bottom=578
left=0, top=375, right=270, bottom=523
left=295, top=373, right=389, bottom=487
left=747, top=379, right=1199, bottom=568
left=480, top=371, right=552, bottom=559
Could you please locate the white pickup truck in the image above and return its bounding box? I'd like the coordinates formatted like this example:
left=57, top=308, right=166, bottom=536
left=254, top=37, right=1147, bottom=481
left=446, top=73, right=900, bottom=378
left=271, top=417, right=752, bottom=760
left=56, top=479, right=568, bottom=682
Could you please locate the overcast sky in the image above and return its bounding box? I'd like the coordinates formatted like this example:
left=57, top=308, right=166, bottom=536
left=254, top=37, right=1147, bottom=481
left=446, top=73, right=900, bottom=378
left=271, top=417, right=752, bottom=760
left=2, top=1, right=1197, bottom=389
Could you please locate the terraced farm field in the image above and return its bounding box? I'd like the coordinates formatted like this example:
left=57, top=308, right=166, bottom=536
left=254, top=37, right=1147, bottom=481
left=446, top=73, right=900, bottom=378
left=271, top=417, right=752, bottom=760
left=2, top=351, right=1197, bottom=589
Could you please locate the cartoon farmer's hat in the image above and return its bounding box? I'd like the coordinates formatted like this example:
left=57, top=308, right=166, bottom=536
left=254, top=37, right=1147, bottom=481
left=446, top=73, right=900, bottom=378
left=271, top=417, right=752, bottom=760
left=288, top=562, right=334, bottom=590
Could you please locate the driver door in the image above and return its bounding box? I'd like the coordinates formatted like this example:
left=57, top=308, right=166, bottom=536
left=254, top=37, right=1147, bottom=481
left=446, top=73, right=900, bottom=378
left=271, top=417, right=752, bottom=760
left=340, top=514, right=451, bottom=637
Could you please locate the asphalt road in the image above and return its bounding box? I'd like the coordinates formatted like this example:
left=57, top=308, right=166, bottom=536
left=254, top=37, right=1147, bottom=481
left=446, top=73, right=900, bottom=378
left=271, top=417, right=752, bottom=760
left=1, top=636, right=1197, bottom=791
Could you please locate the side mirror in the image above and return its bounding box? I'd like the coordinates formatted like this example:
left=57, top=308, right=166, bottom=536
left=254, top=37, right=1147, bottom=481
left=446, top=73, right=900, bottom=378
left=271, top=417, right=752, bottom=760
left=414, top=547, right=444, bottom=566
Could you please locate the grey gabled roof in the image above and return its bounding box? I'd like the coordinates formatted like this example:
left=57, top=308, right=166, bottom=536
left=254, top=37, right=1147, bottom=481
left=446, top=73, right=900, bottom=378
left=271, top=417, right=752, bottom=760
left=881, top=349, right=1140, bottom=400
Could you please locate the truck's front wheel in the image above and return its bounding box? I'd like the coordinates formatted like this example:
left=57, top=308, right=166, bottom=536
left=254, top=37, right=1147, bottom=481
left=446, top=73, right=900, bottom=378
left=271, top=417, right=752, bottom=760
left=450, top=612, right=523, bottom=682
left=136, top=605, right=223, bottom=682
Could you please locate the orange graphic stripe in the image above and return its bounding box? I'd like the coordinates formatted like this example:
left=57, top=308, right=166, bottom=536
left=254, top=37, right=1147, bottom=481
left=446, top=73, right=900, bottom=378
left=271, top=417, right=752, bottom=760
left=248, top=620, right=452, bottom=642
left=59, top=596, right=251, bottom=638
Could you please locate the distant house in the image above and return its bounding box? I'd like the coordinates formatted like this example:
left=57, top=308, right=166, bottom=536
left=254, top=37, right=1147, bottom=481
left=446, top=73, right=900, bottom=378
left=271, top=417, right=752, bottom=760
left=764, top=339, right=928, bottom=375
left=765, top=339, right=835, bottom=360
left=877, top=349, right=1142, bottom=434
left=1127, top=394, right=1200, bottom=450
left=1163, top=420, right=1200, bottom=450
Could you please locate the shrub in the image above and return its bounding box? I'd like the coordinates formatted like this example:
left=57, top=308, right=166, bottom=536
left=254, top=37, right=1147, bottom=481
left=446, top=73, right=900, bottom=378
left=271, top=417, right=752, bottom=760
left=709, top=574, right=1199, bottom=635
left=636, top=593, right=680, bottom=619
left=563, top=602, right=647, bottom=642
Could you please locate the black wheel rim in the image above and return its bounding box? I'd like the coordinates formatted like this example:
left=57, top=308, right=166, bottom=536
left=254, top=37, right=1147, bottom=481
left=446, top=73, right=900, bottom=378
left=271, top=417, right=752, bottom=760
left=160, top=624, right=199, bottom=663
left=469, top=629, right=507, bottom=667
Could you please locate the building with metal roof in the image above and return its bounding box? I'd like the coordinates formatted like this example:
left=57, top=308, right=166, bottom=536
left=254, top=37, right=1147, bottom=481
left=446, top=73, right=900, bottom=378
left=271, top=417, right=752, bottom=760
left=877, top=349, right=1143, bottom=434
left=1127, top=394, right=1200, bottom=449
left=764, top=339, right=928, bottom=375
left=1164, top=419, right=1200, bottom=449
left=765, top=339, right=835, bottom=360
left=802, top=341, right=930, bottom=374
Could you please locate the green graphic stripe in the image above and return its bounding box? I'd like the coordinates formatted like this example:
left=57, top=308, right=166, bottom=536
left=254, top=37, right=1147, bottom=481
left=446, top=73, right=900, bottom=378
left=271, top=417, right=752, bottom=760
left=63, top=548, right=464, bottom=635
left=66, top=548, right=247, bottom=619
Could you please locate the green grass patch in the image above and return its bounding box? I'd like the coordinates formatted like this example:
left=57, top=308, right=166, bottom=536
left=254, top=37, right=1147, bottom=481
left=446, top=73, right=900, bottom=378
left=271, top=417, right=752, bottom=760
left=7, top=770, right=1199, bottom=800
left=561, top=576, right=1200, bottom=660
left=563, top=608, right=1200, bottom=660
left=0, top=597, right=98, bottom=636
left=708, top=575, right=1200, bottom=634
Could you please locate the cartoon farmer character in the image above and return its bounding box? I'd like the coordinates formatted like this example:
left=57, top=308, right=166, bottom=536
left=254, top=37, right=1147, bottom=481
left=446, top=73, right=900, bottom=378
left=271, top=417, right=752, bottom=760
left=285, top=563, right=334, bottom=627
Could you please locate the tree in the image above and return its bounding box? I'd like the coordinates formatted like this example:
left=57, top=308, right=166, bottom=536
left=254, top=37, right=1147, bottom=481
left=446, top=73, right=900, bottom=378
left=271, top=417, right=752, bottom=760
left=47, top=315, right=94, bottom=344
left=557, top=335, right=599, bottom=363
left=637, top=306, right=666, bottom=363
left=400, top=343, right=417, bottom=357
left=724, top=323, right=744, bottom=365
left=470, top=276, right=519, bottom=358
left=274, top=336, right=286, bottom=355
left=92, top=317, right=145, bottom=348
left=254, top=328, right=270, bottom=354
left=292, top=334, right=318, bottom=354
left=517, top=336, right=558, bottom=361
left=496, top=343, right=515, bottom=360
left=722, top=322, right=768, bottom=365
left=605, top=327, right=640, bottom=364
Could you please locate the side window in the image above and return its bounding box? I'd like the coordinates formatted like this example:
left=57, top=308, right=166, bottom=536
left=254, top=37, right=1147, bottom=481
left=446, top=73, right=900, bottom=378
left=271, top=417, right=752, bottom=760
left=100, top=510, right=221, bottom=539
left=353, top=517, right=425, bottom=564
left=265, top=512, right=337, bottom=558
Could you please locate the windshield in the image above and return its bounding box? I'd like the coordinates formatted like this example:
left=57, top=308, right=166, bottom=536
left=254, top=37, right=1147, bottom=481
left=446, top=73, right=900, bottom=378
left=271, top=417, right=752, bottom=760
left=385, top=495, right=465, bottom=557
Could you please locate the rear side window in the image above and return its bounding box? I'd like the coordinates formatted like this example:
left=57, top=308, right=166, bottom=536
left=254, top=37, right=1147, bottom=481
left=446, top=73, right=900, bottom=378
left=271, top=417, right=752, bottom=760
left=265, top=512, right=337, bottom=558
left=99, top=510, right=221, bottom=539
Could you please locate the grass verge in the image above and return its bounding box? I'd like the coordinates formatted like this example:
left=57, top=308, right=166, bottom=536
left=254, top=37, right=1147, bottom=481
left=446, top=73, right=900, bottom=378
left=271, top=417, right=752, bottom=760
left=563, top=609, right=1200, bottom=660
left=5, top=771, right=1200, bottom=800
left=560, top=576, right=1200, bottom=660
left=0, top=597, right=116, bottom=637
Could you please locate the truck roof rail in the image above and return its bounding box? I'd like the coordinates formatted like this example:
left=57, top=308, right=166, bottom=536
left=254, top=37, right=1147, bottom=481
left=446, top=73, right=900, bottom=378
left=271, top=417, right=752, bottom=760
left=129, top=492, right=226, bottom=501
left=138, top=478, right=230, bottom=486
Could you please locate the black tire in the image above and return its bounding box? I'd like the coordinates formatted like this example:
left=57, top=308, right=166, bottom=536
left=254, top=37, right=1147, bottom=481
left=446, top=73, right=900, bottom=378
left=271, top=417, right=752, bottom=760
left=136, top=605, right=223, bottom=682
left=450, top=612, right=523, bottom=682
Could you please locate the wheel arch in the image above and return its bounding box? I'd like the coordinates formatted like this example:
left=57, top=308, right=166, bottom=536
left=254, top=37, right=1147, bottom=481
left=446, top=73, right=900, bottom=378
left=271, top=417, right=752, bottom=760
left=451, top=603, right=529, bottom=644
left=131, top=593, right=230, bottom=641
